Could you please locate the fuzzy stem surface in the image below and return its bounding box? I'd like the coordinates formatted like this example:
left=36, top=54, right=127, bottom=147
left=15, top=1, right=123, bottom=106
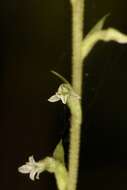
left=68, top=0, right=84, bottom=190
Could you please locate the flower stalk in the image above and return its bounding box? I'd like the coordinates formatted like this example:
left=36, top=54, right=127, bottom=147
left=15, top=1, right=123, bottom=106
left=18, top=1, right=127, bottom=190
left=68, top=0, right=84, bottom=190
left=68, top=1, right=127, bottom=190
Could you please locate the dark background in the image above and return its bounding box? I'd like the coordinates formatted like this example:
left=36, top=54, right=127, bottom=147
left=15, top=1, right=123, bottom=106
left=1, top=0, right=127, bottom=189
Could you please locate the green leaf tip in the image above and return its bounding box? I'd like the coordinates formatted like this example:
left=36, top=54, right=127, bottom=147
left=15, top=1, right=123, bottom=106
left=53, top=140, right=65, bottom=164
left=87, top=13, right=110, bottom=36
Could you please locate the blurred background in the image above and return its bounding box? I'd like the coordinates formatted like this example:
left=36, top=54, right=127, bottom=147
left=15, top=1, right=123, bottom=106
left=0, top=0, right=127, bottom=189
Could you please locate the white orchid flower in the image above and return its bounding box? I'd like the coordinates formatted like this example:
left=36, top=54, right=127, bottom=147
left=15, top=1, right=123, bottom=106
left=18, top=142, right=68, bottom=190
left=18, top=155, right=45, bottom=181
left=48, top=83, right=80, bottom=104
left=48, top=83, right=70, bottom=104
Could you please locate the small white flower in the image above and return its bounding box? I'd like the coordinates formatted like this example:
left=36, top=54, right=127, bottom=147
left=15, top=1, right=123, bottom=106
left=48, top=83, right=80, bottom=104
left=18, top=155, right=45, bottom=181
left=48, top=84, right=70, bottom=104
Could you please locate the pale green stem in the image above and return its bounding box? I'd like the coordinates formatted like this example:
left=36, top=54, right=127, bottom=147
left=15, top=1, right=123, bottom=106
left=68, top=0, right=84, bottom=190
left=71, top=0, right=84, bottom=94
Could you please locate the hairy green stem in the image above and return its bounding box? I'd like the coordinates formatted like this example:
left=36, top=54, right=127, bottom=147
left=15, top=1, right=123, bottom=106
left=71, top=0, right=84, bottom=94
left=68, top=0, right=84, bottom=190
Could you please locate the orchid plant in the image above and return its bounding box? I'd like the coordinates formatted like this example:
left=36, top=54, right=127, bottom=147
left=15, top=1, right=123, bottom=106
left=18, top=0, right=127, bottom=190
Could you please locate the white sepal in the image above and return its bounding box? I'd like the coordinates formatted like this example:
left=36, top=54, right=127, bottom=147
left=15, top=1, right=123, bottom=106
left=48, top=95, right=60, bottom=102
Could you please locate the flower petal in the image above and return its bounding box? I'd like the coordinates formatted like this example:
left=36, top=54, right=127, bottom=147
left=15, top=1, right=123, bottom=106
left=36, top=171, right=41, bottom=180
left=28, top=155, right=35, bottom=164
left=18, top=165, right=32, bottom=174
left=48, top=95, right=60, bottom=102
left=29, top=169, right=37, bottom=181
left=60, top=95, right=68, bottom=104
